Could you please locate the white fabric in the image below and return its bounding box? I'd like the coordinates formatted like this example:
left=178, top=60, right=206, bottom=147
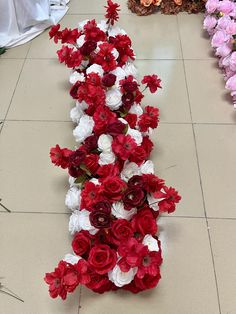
left=0, top=0, right=69, bottom=48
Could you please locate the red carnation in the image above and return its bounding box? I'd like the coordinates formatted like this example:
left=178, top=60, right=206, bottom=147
left=72, top=231, right=93, bottom=256
left=88, top=244, right=117, bottom=275
left=112, top=134, right=137, bottom=160
left=49, top=24, right=61, bottom=43
left=131, top=208, right=157, bottom=236
left=50, top=144, right=72, bottom=169
left=141, top=136, right=153, bottom=156
left=141, top=74, right=162, bottom=93
left=138, top=106, right=159, bottom=132
left=94, top=42, right=117, bottom=72
left=101, top=176, right=127, bottom=201
left=93, top=105, right=116, bottom=134
left=105, top=0, right=120, bottom=25
left=57, top=45, right=73, bottom=63
left=154, top=186, right=181, bottom=213
left=124, top=113, right=137, bottom=129
left=84, top=19, right=106, bottom=42
left=60, top=27, right=80, bottom=44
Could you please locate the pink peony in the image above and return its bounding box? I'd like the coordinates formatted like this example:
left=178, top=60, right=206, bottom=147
left=212, top=30, right=230, bottom=48
left=226, top=74, right=236, bottom=91
left=215, top=43, right=232, bottom=57
left=217, top=15, right=232, bottom=31
left=218, top=0, right=234, bottom=14
left=203, top=16, right=217, bottom=32
left=206, top=0, right=219, bottom=13
left=226, top=21, right=236, bottom=35
left=229, top=52, right=236, bottom=71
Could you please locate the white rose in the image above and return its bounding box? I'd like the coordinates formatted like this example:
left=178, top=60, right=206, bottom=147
left=69, top=71, right=85, bottom=85
left=108, top=265, right=137, bottom=287
left=106, top=89, right=122, bottom=110
left=108, top=26, right=126, bottom=37
left=140, top=160, right=154, bottom=174
left=65, top=187, right=81, bottom=211
left=127, top=128, right=142, bottom=145
left=70, top=101, right=87, bottom=123
left=69, top=210, right=81, bottom=234
left=73, top=115, right=94, bottom=143
left=129, top=104, right=143, bottom=116
left=111, top=67, right=126, bottom=82
left=121, top=161, right=140, bottom=181
left=99, top=151, right=116, bottom=165
left=86, top=64, right=104, bottom=77
left=122, top=62, right=138, bottom=78
left=112, top=202, right=137, bottom=220
left=78, top=20, right=89, bottom=30
left=79, top=209, right=98, bottom=235
left=76, top=34, right=85, bottom=47
left=97, top=20, right=108, bottom=32
left=63, top=254, right=81, bottom=265
left=112, top=48, right=119, bottom=60
left=142, top=235, right=159, bottom=252
left=98, top=134, right=113, bottom=152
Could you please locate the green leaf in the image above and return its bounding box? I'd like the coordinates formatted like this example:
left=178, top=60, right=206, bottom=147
left=0, top=47, right=7, bottom=55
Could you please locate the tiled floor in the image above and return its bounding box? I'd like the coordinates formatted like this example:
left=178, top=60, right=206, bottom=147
left=0, top=1, right=236, bottom=314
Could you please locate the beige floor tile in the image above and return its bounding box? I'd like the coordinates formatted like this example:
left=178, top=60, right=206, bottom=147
left=0, top=213, right=80, bottom=314
left=185, top=60, right=236, bottom=123
left=80, top=217, right=219, bottom=314
left=209, top=219, right=236, bottom=314
left=0, top=121, right=75, bottom=213
left=28, top=14, right=182, bottom=59
left=136, top=60, right=191, bottom=123
left=68, top=0, right=130, bottom=14
left=152, top=123, right=204, bottom=217
left=0, top=42, right=31, bottom=59
left=7, top=59, right=73, bottom=121
left=0, top=59, right=24, bottom=119
left=194, top=124, right=236, bottom=218
left=178, top=13, right=213, bottom=60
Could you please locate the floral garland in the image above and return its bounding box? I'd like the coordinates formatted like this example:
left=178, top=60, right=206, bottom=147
left=204, top=0, right=236, bottom=107
left=44, top=1, right=181, bottom=299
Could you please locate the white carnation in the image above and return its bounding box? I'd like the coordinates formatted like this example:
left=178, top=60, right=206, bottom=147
left=142, top=235, right=159, bottom=252
left=121, top=161, right=140, bottom=181
left=129, top=104, right=143, bottom=116
left=112, top=202, right=137, bottom=220
left=140, top=160, right=154, bottom=174
left=112, top=48, right=119, bottom=60
left=79, top=209, right=98, bottom=235
left=69, top=71, right=85, bottom=85
left=127, top=128, right=143, bottom=145
left=99, top=151, right=116, bottom=165
left=111, top=67, right=126, bottom=82
left=86, top=64, right=104, bottom=77
left=69, top=210, right=81, bottom=234
left=122, top=62, right=138, bottom=78
left=69, top=176, right=76, bottom=187
left=64, top=254, right=81, bottom=265
left=106, top=89, right=122, bottom=110
left=98, top=134, right=113, bottom=152
left=73, top=115, right=94, bottom=143
left=108, top=26, right=126, bottom=37
left=65, top=187, right=81, bottom=211
left=76, top=34, right=85, bottom=47
left=97, top=20, right=108, bottom=32
left=108, top=265, right=137, bottom=287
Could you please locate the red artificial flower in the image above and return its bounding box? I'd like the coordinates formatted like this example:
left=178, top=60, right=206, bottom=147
left=110, top=34, right=135, bottom=65
left=77, top=80, right=106, bottom=111
left=69, top=149, right=86, bottom=167
left=66, top=50, right=83, bottom=68
left=136, top=250, right=162, bottom=279
left=83, top=135, right=98, bottom=152
left=88, top=244, right=117, bottom=275
left=102, top=73, right=117, bottom=87
left=72, top=231, right=93, bottom=256
left=84, top=19, right=107, bottom=42
left=89, top=209, right=111, bottom=229
left=154, top=186, right=181, bottom=213
left=121, top=92, right=135, bottom=109
left=141, top=75, right=162, bottom=93
left=124, top=272, right=161, bottom=293
left=142, top=174, right=165, bottom=193
left=138, top=106, right=159, bottom=132
left=80, top=40, right=97, bottom=56
left=123, top=187, right=146, bottom=210
left=120, top=76, right=138, bottom=93
left=81, top=181, right=102, bottom=209
left=112, top=134, right=137, bottom=160
left=107, top=120, right=127, bottom=136
left=110, top=219, right=134, bottom=246
left=141, top=136, right=153, bottom=156
left=86, top=271, right=114, bottom=293
left=105, top=0, right=120, bottom=25
left=93, top=105, right=116, bottom=134
left=57, top=45, right=73, bottom=63
left=94, top=42, right=117, bottom=72
left=75, top=259, right=91, bottom=285
left=131, top=208, right=157, bottom=236
left=129, top=146, right=147, bottom=165
left=134, top=89, right=144, bottom=104
left=83, top=154, right=99, bottom=175
left=124, top=113, right=137, bottom=129
left=96, top=163, right=120, bottom=178
left=49, top=24, right=61, bottom=43
left=60, top=27, right=80, bottom=44
left=128, top=175, right=145, bottom=189
left=44, top=261, right=79, bottom=300
left=101, top=176, right=127, bottom=201
left=50, top=144, right=72, bottom=169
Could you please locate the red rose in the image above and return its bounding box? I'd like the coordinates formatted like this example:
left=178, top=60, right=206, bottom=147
left=112, top=134, right=137, bottom=160
left=131, top=208, right=157, bottom=236
left=129, top=146, right=147, bottom=165
left=101, top=176, right=127, bottom=201
left=86, top=271, right=114, bottom=293
left=110, top=219, right=134, bottom=246
left=102, top=73, right=117, bottom=87
left=96, top=163, right=120, bottom=178
left=83, top=154, right=99, bottom=174
left=128, top=175, right=145, bottom=189
left=123, top=187, right=146, bottom=210
left=88, top=244, right=117, bottom=274
left=72, top=231, right=93, bottom=256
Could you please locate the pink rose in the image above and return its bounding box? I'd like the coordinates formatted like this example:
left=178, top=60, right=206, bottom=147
left=218, top=0, right=234, bottom=14
left=212, top=30, right=230, bottom=48
left=217, top=16, right=232, bottom=30
left=203, top=15, right=217, bottom=32
left=206, top=0, right=219, bottom=13
left=216, top=43, right=232, bottom=57
left=226, top=74, right=236, bottom=91
left=226, top=21, right=236, bottom=35
left=229, top=52, right=236, bottom=71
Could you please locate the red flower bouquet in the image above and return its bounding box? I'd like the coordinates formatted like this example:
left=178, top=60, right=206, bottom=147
left=44, top=1, right=181, bottom=299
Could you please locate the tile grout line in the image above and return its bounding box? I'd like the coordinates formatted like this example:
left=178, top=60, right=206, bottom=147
left=176, top=16, right=222, bottom=313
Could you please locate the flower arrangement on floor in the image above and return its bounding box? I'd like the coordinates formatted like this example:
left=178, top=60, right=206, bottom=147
left=204, top=0, right=236, bottom=107
left=44, top=1, right=181, bottom=299
left=127, top=0, right=205, bottom=16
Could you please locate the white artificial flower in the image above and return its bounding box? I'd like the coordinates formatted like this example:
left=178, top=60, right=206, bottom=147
left=73, top=115, right=94, bottom=143
left=68, top=176, right=76, bottom=187
left=76, top=34, right=85, bottom=47
left=112, top=48, right=119, bottom=60
left=69, top=210, right=81, bottom=234
left=127, top=128, right=143, bottom=145
left=99, top=151, right=116, bottom=165
left=97, top=20, right=108, bottom=32
left=86, top=64, right=104, bottom=77
left=108, top=26, right=126, bottom=37
left=65, top=187, right=81, bottom=211
left=121, top=161, right=141, bottom=181
left=79, top=209, right=98, bottom=235
left=142, top=235, right=159, bottom=252
left=106, top=89, right=122, bottom=110
left=78, top=20, right=89, bottom=30
left=98, top=134, right=113, bottom=152
left=111, top=67, right=126, bottom=82
left=64, top=254, right=81, bottom=265
left=69, top=71, right=85, bottom=85
left=112, top=202, right=137, bottom=220
left=122, top=62, right=138, bottom=78
left=70, top=101, right=87, bottom=123
left=147, top=193, right=163, bottom=212
left=108, top=265, right=137, bottom=287
left=129, top=104, right=143, bottom=116
left=89, top=178, right=100, bottom=185
left=140, top=160, right=154, bottom=174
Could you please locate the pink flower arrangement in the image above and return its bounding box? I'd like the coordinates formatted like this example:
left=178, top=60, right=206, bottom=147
left=44, top=1, right=181, bottom=299
left=204, top=0, right=236, bottom=107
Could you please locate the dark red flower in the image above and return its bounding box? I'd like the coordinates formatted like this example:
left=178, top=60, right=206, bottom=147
left=107, top=120, right=127, bottom=136
left=154, top=186, right=181, bottom=213
left=88, top=244, right=117, bottom=275
left=105, top=0, right=120, bottom=25
left=141, top=75, right=162, bottom=93
left=89, top=210, right=111, bottom=229
left=83, top=135, right=98, bottom=152
left=72, top=231, right=93, bottom=256
left=69, top=149, right=86, bottom=167
left=86, top=271, right=113, bottom=293
left=120, top=76, right=138, bottom=93
left=121, top=92, right=135, bottom=108
left=124, top=113, right=137, bottom=129
left=128, top=175, right=145, bottom=189
left=80, top=40, right=97, bottom=56
left=123, top=187, right=146, bottom=210
left=141, top=136, right=153, bottom=156
left=102, top=73, right=117, bottom=87
left=93, top=201, right=111, bottom=213
left=83, top=154, right=99, bottom=174
left=131, top=208, right=157, bottom=236
left=50, top=144, right=72, bottom=169
left=112, top=134, right=137, bottom=160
